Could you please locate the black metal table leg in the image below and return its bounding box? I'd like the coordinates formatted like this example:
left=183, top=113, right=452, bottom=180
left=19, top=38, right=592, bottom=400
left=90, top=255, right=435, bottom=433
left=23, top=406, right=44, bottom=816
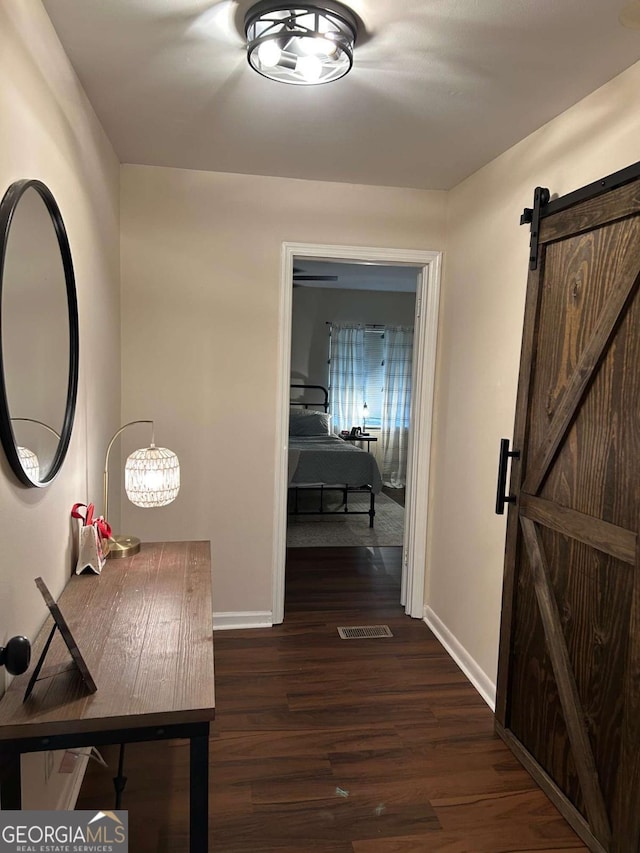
left=0, top=751, right=22, bottom=809
left=113, top=743, right=127, bottom=809
left=189, top=731, right=209, bottom=853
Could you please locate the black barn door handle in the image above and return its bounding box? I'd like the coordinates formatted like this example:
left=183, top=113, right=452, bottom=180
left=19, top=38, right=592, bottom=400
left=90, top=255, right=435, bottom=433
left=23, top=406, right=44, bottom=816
left=495, top=438, right=520, bottom=515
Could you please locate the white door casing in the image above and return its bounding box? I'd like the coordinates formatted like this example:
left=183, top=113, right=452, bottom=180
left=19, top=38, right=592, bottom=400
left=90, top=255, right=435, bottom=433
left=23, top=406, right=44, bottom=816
left=272, top=242, right=442, bottom=623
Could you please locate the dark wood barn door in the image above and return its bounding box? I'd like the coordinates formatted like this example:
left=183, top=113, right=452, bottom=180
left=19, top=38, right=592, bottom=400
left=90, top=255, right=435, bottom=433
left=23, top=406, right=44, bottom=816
left=496, top=166, right=640, bottom=853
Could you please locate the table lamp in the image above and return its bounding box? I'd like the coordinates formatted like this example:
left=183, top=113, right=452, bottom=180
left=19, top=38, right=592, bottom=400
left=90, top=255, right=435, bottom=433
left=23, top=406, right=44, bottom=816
left=103, top=420, right=180, bottom=559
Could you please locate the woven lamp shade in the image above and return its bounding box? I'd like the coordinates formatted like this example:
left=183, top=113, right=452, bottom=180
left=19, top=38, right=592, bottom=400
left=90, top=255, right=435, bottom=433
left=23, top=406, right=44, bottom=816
left=125, top=444, right=180, bottom=508
left=17, top=446, right=39, bottom=481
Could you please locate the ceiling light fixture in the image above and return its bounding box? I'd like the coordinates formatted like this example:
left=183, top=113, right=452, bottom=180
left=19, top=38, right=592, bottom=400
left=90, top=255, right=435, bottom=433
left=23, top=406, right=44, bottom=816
left=245, top=0, right=357, bottom=85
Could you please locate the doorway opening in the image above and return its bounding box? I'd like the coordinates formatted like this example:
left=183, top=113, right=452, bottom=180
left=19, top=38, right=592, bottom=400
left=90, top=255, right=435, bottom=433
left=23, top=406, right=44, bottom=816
left=272, top=243, right=442, bottom=624
left=288, top=261, right=417, bottom=552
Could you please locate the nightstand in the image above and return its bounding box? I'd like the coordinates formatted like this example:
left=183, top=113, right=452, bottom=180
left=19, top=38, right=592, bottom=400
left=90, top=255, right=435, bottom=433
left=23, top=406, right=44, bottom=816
left=341, top=434, right=378, bottom=452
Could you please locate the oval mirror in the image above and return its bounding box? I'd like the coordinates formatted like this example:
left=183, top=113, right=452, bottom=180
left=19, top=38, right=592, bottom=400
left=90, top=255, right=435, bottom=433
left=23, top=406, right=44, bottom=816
left=0, top=179, right=79, bottom=486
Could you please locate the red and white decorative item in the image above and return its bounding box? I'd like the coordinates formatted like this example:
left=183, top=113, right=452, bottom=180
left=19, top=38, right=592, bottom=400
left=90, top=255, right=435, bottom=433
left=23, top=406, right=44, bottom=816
left=72, top=502, right=112, bottom=574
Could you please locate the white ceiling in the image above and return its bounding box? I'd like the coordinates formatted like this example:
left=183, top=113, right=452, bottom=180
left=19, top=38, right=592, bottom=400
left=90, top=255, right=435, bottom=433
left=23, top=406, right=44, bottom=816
left=42, top=0, right=640, bottom=190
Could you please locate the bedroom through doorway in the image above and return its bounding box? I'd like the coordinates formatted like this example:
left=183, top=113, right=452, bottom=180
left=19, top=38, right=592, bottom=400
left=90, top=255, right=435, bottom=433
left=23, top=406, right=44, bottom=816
left=287, top=261, right=418, bottom=551
left=272, top=243, right=442, bottom=624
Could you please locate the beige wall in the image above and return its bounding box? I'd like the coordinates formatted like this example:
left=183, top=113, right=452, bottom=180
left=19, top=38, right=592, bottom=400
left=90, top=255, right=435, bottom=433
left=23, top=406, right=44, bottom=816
left=0, top=0, right=120, bottom=691
left=428, top=59, right=640, bottom=695
left=120, top=166, right=446, bottom=613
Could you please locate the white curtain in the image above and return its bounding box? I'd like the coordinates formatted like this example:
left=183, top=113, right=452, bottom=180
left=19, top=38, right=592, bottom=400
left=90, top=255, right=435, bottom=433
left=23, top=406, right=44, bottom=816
left=328, top=324, right=365, bottom=432
left=380, top=326, right=414, bottom=488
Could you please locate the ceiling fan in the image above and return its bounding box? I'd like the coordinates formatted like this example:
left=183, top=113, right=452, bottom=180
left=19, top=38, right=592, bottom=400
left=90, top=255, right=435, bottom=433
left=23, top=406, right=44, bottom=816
left=293, top=266, right=339, bottom=283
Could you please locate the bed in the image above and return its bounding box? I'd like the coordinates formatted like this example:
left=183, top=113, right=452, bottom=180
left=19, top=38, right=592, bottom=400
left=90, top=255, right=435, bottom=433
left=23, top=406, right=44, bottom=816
left=288, top=384, right=382, bottom=527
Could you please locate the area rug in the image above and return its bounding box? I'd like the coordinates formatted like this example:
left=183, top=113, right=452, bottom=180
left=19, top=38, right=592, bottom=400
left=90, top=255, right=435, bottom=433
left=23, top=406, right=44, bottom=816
left=286, top=492, right=404, bottom=548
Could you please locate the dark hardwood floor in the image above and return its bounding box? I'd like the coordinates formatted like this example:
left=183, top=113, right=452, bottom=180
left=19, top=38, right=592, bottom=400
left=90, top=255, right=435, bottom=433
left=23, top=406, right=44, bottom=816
left=77, top=546, right=587, bottom=852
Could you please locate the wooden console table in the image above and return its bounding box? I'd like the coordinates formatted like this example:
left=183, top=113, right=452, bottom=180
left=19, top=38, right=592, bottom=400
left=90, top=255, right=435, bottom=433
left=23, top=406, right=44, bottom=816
left=0, top=540, right=214, bottom=853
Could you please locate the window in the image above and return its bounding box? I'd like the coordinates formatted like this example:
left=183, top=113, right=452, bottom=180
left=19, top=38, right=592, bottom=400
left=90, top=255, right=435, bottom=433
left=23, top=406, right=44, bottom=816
left=328, top=322, right=414, bottom=486
left=328, top=323, right=413, bottom=431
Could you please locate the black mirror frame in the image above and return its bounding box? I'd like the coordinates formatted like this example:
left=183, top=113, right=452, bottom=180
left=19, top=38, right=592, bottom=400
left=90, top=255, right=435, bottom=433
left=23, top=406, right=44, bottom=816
left=0, top=179, right=79, bottom=487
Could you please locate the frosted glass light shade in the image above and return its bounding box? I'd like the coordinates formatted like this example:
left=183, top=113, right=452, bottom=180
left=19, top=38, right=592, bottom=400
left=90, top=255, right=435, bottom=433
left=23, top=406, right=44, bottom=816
left=125, top=444, right=180, bottom=508
left=17, top=446, right=39, bottom=481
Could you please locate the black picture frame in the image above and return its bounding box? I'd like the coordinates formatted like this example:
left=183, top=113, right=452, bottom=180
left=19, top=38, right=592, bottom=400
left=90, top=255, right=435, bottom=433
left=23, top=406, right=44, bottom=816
left=23, top=577, right=97, bottom=702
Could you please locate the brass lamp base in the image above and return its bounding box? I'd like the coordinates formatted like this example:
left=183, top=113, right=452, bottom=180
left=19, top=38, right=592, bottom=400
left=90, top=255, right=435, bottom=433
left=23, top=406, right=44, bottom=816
left=105, top=535, right=141, bottom=559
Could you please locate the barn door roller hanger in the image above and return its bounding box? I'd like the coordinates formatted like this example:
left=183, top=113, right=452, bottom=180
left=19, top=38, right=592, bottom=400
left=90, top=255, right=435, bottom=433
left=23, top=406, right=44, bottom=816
left=520, top=159, right=640, bottom=271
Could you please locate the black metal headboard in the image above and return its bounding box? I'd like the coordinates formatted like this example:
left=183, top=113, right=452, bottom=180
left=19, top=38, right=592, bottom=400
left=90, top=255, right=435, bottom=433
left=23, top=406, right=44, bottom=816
left=290, top=384, right=329, bottom=413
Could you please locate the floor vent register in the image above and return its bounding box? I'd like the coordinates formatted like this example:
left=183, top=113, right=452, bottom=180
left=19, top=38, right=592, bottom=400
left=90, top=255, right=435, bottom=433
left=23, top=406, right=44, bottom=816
left=337, top=625, right=393, bottom=639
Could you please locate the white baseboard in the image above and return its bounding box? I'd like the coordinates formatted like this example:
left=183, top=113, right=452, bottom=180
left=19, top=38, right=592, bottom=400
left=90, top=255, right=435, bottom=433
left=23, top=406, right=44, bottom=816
left=423, top=605, right=496, bottom=711
left=213, top=611, right=273, bottom=630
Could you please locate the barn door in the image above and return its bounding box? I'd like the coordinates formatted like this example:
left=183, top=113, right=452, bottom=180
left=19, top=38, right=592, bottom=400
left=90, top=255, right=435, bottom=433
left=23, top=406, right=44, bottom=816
left=495, top=164, right=640, bottom=853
